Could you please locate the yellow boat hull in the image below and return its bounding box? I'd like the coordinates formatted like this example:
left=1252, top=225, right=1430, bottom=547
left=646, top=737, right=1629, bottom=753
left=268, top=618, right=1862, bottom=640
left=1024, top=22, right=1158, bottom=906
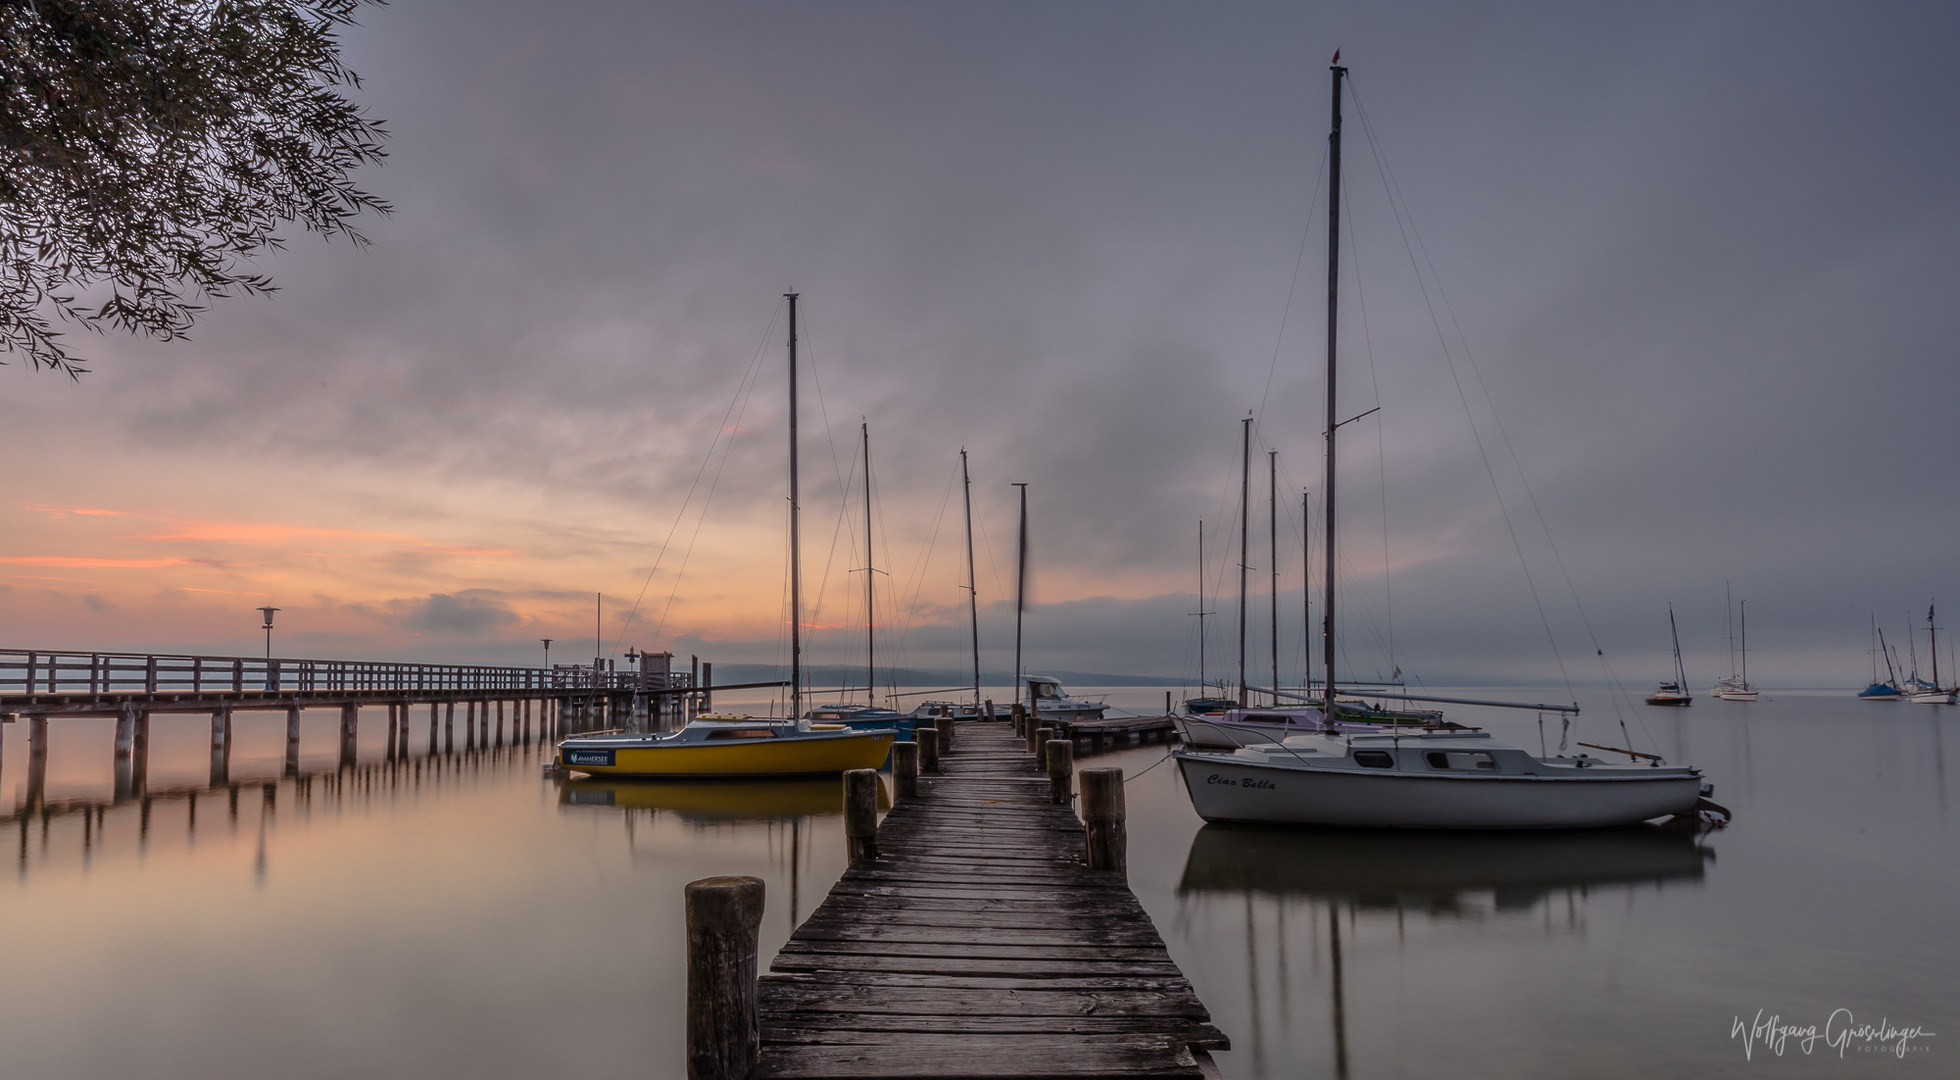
left=557, top=730, right=894, bottom=778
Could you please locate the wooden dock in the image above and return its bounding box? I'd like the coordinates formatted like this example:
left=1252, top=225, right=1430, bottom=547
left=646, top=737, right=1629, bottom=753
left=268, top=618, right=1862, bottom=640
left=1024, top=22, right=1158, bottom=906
left=753, top=721, right=1226, bottom=1078
left=1050, top=712, right=1180, bottom=750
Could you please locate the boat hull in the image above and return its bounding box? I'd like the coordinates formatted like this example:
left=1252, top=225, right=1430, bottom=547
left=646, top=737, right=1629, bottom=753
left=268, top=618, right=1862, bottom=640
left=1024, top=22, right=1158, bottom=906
left=1644, top=694, right=1692, bottom=706
left=1715, top=690, right=1758, bottom=702
left=1175, top=754, right=1703, bottom=830
left=557, top=731, right=894, bottom=778
left=1909, top=690, right=1956, bottom=705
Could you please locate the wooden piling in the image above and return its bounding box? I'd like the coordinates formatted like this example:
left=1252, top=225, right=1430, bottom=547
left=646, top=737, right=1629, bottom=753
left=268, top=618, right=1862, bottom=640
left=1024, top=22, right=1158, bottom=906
left=934, top=710, right=953, bottom=749
left=1011, top=701, right=1025, bottom=735
left=843, top=768, right=879, bottom=866
left=210, top=706, right=231, bottom=750
left=916, top=727, right=939, bottom=773
left=685, top=875, right=764, bottom=1080
left=1046, top=735, right=1073, bottom=805
left=114, top=705, right=136, bottom=757
left=1081, top=767, right=1127, bottom=877
left=1032, top=725, right=1052, bottom=766
left=444, top=701, right=455, bottom=753
left=891, top=741, right=919, bottom=801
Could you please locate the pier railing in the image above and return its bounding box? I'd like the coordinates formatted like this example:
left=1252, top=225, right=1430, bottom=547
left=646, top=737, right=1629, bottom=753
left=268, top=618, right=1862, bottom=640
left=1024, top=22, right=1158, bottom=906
left=0, top=648, right=692, bottom=702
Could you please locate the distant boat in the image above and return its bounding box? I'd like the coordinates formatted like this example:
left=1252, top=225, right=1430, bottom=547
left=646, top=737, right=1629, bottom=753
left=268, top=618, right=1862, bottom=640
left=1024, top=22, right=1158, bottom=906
left=1026, top=675, right=1109, bottom=726
left=1646, top=602, right=1693, bottom=706
left=1909, top=602, right=1955, bottom=704
left=1713, top=590, right=1757, bottom=701
left=1859, top=610, right=1901, bottom=700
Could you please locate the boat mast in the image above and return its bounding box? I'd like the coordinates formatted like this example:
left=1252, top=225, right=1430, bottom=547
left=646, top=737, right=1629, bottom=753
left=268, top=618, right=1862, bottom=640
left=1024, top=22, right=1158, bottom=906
left=961, top=449, right=981, bottom=708
left=1013, top=482, right=1028, bottom=712
left=787, top=293, right=802, bottom=719
left=1302, top=489, right=1312, bottom=691
left=1725, top=581, right=1735, bottom=682
left=1197, top=521, right=1207, bottom=692
left=1238, top=415, right=1251, bottom=708
left=1322, top=58, right=1348, bottom=719
left=1668, top=602, right=1686, bottom=690
left=862, top=421, right=875, bottom=708
left=1930, top=603, right=1940, bottom=690
left=1269, top=449, right=1279, bottom=707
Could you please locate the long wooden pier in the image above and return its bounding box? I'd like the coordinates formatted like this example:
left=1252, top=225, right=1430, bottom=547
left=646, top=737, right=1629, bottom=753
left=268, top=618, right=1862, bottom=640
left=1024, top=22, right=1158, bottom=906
left=752, top=721, right=1226, bottom=1078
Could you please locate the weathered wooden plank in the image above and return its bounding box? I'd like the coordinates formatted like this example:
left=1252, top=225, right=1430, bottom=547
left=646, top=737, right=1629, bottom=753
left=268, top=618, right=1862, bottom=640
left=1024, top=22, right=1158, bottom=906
left=777, top=940, right=1174, bottom=962
left=762, top=1013, right=1228, bottom=1045
left=751, top=1033, right=1202, bottom=1079
left=759, top=979, right=1212, bottom=1011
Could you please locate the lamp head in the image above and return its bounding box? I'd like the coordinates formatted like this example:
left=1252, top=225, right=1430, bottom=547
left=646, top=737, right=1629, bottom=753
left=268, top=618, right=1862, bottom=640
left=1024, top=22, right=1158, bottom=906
left=258, top=606, right=280, bottom=630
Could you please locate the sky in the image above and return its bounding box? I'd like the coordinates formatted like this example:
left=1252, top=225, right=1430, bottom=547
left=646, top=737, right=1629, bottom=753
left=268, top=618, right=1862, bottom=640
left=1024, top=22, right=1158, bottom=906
left=4, top=1, right=1959, bottom=694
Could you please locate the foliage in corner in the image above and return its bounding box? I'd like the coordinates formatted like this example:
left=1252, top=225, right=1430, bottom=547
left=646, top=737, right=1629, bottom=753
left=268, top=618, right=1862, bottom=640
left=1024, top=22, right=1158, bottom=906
left=0, top=0, right=391, bottom=378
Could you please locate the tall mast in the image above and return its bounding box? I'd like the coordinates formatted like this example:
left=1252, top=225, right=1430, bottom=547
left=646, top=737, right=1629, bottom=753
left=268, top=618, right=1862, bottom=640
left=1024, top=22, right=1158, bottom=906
left=1739, top=599, right=1748, bottom=690
left=1013, top=482, right=1029, bottom=710
left=1302, top=490, right=1312, bottom=690
left=862, top=421, right=875, bottom=707
left=1238, top=415, right=1250, bottom=708
left=787, top=293, right=802, bottom=719
left=1725, top=581, right=1735, bottom=681
left=1931, top=603, right=1940, bottom=689
left=961, top=449, right=981, bottom=708
left=1197, top=521, right=1208, bottom=691
left=1269, top=449, right=1279, bottom=706
left=1668, top=602, right=1686, bottom=689
left=1322, top=59, right=1348, bottom=718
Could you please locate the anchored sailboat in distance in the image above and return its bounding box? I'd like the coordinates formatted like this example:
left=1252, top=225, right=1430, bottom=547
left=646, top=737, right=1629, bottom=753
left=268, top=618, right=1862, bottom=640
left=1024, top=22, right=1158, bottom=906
left=1646, top=602, right=1693, bottom=706
left=1859, top=608, right=1901, bottom=700
left=1909, top=603, right=1955, bottom=704
left=1714, top=590, right=1757, bottom=701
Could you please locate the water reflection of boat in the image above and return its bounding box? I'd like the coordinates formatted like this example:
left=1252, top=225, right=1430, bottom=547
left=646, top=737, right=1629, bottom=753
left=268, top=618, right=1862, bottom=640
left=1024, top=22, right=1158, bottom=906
left=1178, top=822, right=1711, bottom=905
left=555, top=775, right=857, bottom=820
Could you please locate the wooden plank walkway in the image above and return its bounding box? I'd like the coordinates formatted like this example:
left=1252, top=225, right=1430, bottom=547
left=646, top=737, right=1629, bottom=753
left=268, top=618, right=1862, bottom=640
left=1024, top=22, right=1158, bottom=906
left=756, top=721, right=1227, bottom=1079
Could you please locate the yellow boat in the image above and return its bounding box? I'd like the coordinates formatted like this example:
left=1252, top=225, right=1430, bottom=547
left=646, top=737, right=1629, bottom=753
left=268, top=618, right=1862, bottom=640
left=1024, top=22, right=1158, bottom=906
left=555, top=715, right=895, bottom=778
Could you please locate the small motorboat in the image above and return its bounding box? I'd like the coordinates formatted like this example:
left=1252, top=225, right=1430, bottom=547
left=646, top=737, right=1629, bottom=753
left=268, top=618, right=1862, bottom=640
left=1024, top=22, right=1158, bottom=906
left=556, top=714, right=895, bottom=778
left=1183, top=696, right=1239, bottom=716
left=1026, top=675, right=1109, bottom=726
left=1175, top=729, right=1708, bottom=830
left=804, top=703, right=917, bottom=740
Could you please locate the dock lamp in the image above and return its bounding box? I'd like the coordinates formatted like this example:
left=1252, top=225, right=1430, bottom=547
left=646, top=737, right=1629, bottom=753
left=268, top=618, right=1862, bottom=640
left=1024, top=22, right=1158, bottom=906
left=258, top=606, right=280, bottom=660
left=542, top=638, right=552, bottom=668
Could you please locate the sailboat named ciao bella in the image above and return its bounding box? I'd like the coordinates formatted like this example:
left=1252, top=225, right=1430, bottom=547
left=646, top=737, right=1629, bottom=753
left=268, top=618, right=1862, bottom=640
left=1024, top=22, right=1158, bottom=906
left=1174, top=58, right=1713, bottom=829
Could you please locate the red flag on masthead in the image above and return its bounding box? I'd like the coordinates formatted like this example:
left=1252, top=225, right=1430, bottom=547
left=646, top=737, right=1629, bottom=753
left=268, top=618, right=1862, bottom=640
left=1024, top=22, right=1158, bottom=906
left=1332, top=49, right=1340, bottom=64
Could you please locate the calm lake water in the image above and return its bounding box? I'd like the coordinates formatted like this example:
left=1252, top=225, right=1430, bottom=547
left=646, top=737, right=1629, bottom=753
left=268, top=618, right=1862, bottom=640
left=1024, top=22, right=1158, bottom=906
left=3, top=687, right=1950, bottom=1077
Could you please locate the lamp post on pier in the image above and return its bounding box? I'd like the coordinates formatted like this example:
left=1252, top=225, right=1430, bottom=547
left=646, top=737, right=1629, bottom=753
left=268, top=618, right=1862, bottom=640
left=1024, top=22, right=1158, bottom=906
left=542, top=638, right=552, bottom=668
left=257, top=606, right=280, bottom=660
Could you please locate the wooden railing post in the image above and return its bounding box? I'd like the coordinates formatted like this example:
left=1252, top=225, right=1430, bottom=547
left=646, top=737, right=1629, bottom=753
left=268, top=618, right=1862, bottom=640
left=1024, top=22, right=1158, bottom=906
left=1081, top=768, right=1127, bottom=877
left=892, top=741, right=919, bottom=801
left=1032, top=726, right=1053, bottom=765
left=916, top=728, right=939, bottom=773
left=1047, top=737, right=1073, bottom=805
left=844, top=769, right=879, bottom=866
left=934, top=710, right=953, bottom=750
left=1012, top=701, right=1025, bottom=736
left=685, top=876, right=764, bottom=1080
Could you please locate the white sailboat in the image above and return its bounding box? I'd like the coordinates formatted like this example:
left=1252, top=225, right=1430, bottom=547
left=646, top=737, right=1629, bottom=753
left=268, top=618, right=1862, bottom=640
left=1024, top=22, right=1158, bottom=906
left=1909, top=603, right=1955, bottom=704
left=1645, top=602, right=1693, bottom=706
left=1713, top=589, right=1757, bottom=701
left=1174, top=60, right=1698, bottom=830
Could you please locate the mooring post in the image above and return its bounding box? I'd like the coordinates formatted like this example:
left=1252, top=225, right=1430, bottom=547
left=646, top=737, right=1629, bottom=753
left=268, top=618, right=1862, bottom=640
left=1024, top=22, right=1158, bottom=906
left=1047, top=736, right=1073, bottom=805
left=1081, top=767, right=1127, bottom=878
left=935, top=708, right=953, bottom=750
left=684, top=876, right=764, bottom=1080
left=892, top=741, right=919, bottom=801
left=1026, top=715, right=1044, bottom=753
left=1032, top=726, right=1052, bottom=765
left=985, top=698, right=995, bottom=725
left=844, top=768, right=879, bottom=866
left=917, top=728, right=940, bottom=773
left=1011, top=701, right=1026, bottom=736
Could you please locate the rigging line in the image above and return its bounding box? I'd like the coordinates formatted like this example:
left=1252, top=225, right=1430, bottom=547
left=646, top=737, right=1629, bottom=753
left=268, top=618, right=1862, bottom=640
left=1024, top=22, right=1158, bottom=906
left=1254, top=144, right=1330, bottom=433
left=794, top=299, right=856, bottom=549
left=1344, top=189, right=1396, bottom=678
left=893, top=458, right=961, bottom=655
left=807, top=438, right=862, bottom=661
left=1348, top=75, right=1575, bottom=701
left=1350, top=99, right=1621, bottom=736
left=614, top=297, right=782, bottom=653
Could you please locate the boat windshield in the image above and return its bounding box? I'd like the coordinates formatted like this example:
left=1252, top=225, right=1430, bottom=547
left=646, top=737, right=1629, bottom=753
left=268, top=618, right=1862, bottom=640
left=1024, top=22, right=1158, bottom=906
left=705, top=728, right=779, bottom=740
left=1032, top=682, right=1063, bottom=699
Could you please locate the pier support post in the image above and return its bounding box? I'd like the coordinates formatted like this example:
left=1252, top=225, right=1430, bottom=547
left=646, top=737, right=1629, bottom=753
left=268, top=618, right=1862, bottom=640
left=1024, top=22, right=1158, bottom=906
left=934, top=711, right=953, bottom=750
left=287, top=704, right=302, bottom=743
left=844, top=769, right=879, bottom=866
left=339, top=703, right=358, bottom=769
left=917, top=728, right=939, bottom=773
left=211, top=706, right=232, bottom=750
left=685, top=876, right=764, bottom=1080
left=28, top=715, right=47, bottom=755
left=891, top=741, right=919, bottom=801
left=1047, top=737, right=1073, bottom=805
left=1011, top=702, right=1025, bottom=736
left=1026, top=717, right=1044, bottom=753
left=114, top=704, right=137, bottom=758
left=444, top=701, right=454, bottom=753
left=496, top=699, right=506, bottom=746
left=1081, top=767, right=1127, bottom=878
left=465, top=700, right=476, bottom=751
left=985, top=699, right=995, bottom=725
left=26, top=718, right=47, bottom=812
left=1032, top=726, right=1053, bottom=765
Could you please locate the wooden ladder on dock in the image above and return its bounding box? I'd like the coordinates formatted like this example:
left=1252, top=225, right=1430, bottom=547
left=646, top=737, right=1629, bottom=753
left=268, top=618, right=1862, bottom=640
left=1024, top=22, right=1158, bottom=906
left=755, top=721, right=1228, bottom=1078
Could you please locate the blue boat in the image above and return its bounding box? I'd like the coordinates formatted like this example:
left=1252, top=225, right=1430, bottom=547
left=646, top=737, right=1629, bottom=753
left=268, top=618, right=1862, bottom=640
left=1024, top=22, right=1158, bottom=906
left=1860, top=614, right=1901, bottom=699
left=803, top=703, right=916, bottom=741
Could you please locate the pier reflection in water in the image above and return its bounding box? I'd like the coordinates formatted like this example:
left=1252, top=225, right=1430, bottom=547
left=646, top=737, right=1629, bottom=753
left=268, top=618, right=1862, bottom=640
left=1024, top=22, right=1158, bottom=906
left=1, top=709, right=851, bottom=1080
